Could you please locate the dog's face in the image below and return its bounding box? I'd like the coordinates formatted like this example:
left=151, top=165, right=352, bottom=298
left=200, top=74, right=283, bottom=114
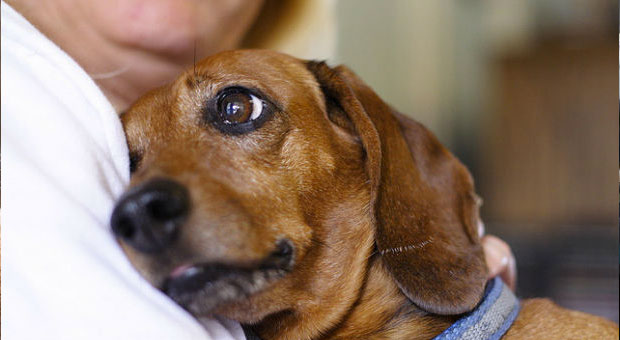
left=112, top=50, right=487, bottom=327
left=113, top=50, right=374, bottom=321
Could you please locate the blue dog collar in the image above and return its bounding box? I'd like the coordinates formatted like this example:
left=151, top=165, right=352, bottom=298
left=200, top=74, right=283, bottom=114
left=433, top=277, right=520, bottom=340
left=243, top=277, right=519, bottom=340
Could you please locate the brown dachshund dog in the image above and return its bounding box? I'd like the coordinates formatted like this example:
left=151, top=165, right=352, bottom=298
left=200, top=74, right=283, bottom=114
left=111, top=50, right=618, bottom=339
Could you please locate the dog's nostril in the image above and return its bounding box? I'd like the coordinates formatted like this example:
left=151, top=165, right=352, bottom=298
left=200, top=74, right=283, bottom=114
left=114, top=217, right=136, bottom=240
left=141, top=180, right=190, bottom=224
left=146, top=195, right=185, bottom=221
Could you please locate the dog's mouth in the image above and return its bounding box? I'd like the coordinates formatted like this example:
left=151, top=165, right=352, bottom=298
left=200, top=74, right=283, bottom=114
left=162, top=239, right=295, bottom=315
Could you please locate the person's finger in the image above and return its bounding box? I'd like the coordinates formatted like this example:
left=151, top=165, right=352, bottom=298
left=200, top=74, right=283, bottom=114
left=482, top=234, right=517, bottom=291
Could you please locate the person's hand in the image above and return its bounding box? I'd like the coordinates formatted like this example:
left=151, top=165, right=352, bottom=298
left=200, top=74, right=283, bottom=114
left=482, top=234, right=517, bottom=291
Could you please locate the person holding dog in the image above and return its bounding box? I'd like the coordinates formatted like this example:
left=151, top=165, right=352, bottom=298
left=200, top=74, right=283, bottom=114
left=1, top=0, right=515, bottom=339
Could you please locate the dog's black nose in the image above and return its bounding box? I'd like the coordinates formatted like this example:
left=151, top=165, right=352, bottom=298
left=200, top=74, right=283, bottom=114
left=111, top=178, right=189, bottom=253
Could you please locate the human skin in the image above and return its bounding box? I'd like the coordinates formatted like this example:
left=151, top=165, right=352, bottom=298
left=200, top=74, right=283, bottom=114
left=7, top=0, right=265, bottom=112
left=483, top=234, right=516, bottom=290
left=6, top=0, right=516, bottom=291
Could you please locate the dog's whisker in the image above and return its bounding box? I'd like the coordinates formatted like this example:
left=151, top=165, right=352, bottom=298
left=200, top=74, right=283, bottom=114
left=378, top=238, right=433, bottom=256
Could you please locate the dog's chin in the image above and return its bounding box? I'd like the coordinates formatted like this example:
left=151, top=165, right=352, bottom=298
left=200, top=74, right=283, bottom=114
left=162, top=262, right=290, bottom=316
left=160, top=239, right=296, bottom=316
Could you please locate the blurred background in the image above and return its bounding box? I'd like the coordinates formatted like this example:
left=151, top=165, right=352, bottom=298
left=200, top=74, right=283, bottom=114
left=245, top=0, right=618, bottom=322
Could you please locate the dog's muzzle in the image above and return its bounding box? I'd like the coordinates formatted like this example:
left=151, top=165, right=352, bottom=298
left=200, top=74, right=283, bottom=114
left=111, top=178, right=296, bottom=314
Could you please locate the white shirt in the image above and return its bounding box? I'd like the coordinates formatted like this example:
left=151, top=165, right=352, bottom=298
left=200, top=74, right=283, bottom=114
left=0, top=2, right=245, bottom=339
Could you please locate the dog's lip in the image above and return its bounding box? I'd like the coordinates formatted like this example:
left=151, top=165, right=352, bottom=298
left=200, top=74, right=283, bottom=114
left=161, top=260, right=291, bottom=314
left=163, top=262, right=255, bottom=296
left=161, top=239, right=295, bottom=314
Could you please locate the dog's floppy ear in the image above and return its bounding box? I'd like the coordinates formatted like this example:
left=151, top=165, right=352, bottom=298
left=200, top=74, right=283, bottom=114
left=306, top=61, right=487, bottom=315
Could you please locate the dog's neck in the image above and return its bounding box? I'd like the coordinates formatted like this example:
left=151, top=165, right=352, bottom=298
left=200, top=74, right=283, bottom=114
left=253, top=256, right=456, bottom=340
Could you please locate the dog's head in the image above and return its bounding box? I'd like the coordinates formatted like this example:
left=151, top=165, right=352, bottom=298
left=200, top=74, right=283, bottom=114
left=112, top=50, right=486, bottom=326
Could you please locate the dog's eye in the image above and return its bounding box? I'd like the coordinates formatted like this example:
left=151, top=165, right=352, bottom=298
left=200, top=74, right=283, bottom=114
left=207, top=87, right=275, bottom=135
left=217, top=88, right=264, bottom=125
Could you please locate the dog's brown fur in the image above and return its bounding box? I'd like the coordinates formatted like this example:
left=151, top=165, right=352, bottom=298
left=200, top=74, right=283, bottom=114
left=119, top=50, right=618, bottom=340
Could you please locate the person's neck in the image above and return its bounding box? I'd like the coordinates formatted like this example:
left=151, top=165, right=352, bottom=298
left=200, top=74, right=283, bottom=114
left=7, top=0, right=187, bottom=113
left=91, top=54, right=185, bottom=113
left=254, top=256, right=456, bottom=340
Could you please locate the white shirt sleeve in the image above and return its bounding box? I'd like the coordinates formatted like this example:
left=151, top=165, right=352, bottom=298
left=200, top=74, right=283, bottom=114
left=0, top=2, right=245, bottom=339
